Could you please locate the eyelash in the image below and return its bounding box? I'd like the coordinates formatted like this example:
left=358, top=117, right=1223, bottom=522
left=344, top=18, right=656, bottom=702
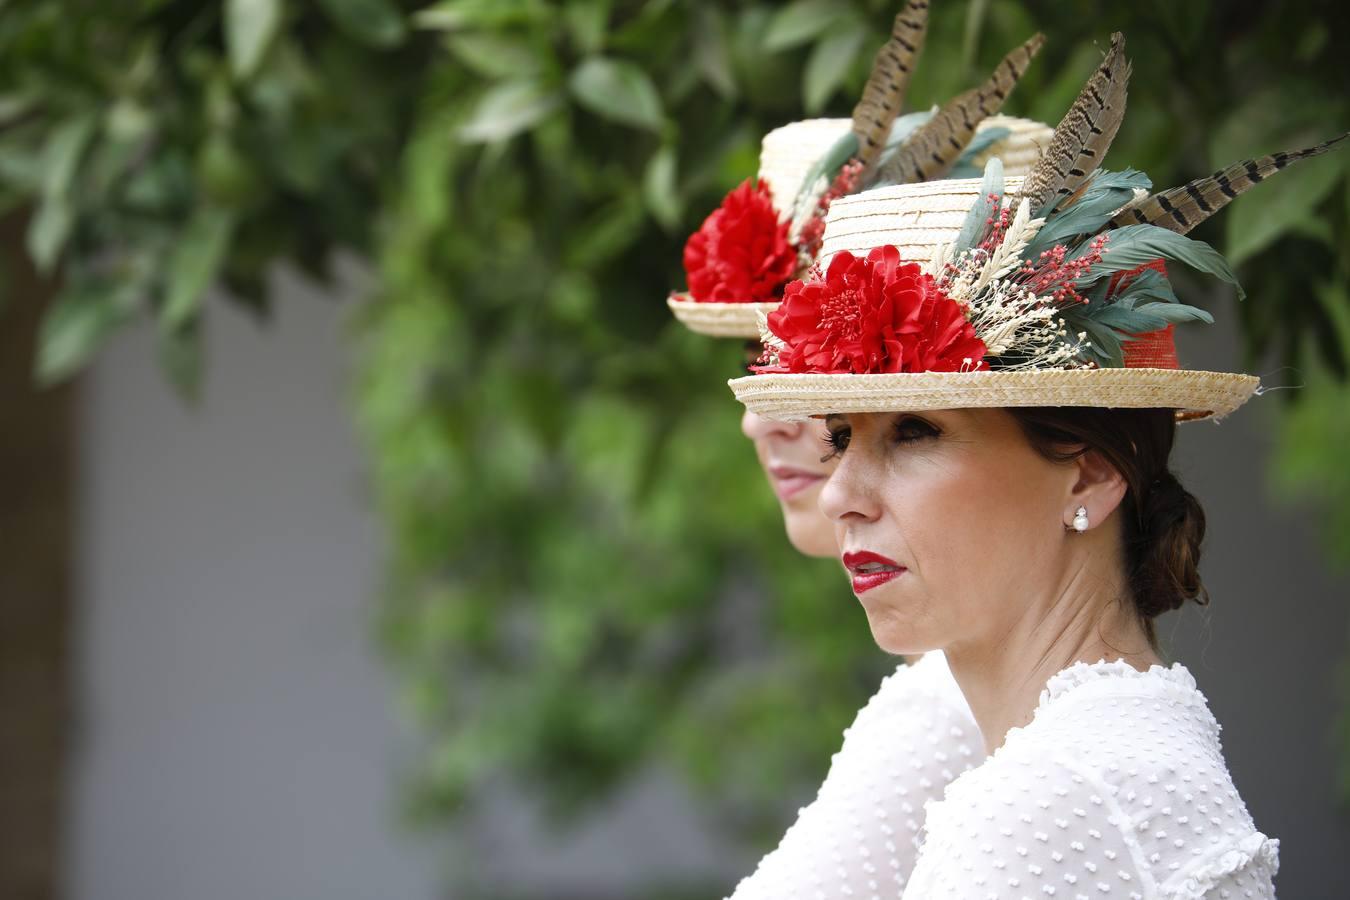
left=820, top=416, right=939, bottom=462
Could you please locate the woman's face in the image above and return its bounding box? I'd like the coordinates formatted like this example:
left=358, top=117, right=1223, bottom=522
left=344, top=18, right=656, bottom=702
left=818, top=408, right=1085, bottom=655
left=740, top=410, right=839, bottom=558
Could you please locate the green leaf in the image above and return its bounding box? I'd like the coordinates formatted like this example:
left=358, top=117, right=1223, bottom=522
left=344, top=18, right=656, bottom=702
left=35, top=276, right=141, bottom=385
left=693, top=6, right=736, bottom=100
left=315, top=0, right=407, bottom=47
left=564, top=0, right=611, bottom=55
left=162, top=206, right=236, bottom=332
left=763, top=0, right=842, bottom=52
left=158, top=319, right=204, bottom=402
left=27, top=114, right=98, bottom=272
left=1225, top=149, right=1345, bottom=266
left=569, top=58, right=664, bottom=132
left=446, top=33, right=541, bottom=79
left=413, top=0, right=551, bottom=30
left=803, top=21, right=866, bottom=114
left=1076, top=224, right=1246, bottom=302
left=225, top=0, right=282, bottom=79
left=643, top=145, right=680, bottom=231
left=459, top=80, right=562, bottom=143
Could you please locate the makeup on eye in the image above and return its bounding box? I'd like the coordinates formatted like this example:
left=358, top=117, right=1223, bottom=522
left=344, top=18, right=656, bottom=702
left=891, top=414, right=940, bottom=444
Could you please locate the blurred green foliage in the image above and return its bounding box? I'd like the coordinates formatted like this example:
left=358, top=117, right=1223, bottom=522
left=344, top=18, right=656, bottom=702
left=3, top=0, right=1349, bottom=876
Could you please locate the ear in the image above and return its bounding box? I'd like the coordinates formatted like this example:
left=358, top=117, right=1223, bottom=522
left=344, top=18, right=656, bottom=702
left=1064, top=447, right=1129, bottom=530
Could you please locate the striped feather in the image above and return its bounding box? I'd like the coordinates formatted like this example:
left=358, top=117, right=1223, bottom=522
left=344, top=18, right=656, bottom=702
left=1107, top=132, right=1350, bottom=234
left=850, top=0, right=930, bottom=178
left=874, top=32, right=1045, bottom=185
left=1017, top=32, right=1130, bottom=214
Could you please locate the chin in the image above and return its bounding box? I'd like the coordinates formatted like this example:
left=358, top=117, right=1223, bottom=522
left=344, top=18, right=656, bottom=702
left=783, top=506, right=836, bottom=559
left=859, top=601, right=940, bottom=656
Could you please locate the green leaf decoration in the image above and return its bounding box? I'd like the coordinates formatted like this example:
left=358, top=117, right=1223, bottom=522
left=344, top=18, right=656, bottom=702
left=569, top=58, right=664, bottom=132
left=954, top=157, right=1005, bottom=254
left=946, top=126, right=1011, bottom=179
left=1023, top=168, right=1153, bottom=259
left=789, top=111, right=936, bottom=227
left=1105, top=265, right=1211, bottom=319
left=1074, top=223, right=1246, bottom=302
left=867, top=109, right=940, bottom=178
left=459, top=80, right=562, bottom=143
left=226, top=0, right=282, bottom=79
left=804, top=21, right=867, bottom=114
left=763, top=0, right=843, bottom=52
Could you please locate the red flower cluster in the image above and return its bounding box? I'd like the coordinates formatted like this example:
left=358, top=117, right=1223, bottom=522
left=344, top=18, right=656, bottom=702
left=761, top=246, right=989, bottom=375
left=683, top=179, right=798, bottom=303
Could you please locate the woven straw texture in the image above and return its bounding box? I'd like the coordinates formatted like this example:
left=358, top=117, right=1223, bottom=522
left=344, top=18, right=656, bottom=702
left=819, top=175, right=1026, bottom=269
left=729, top=368, right=1260, bottom=424
left=758, top=116, right=1050, bottom=216
left=667, top=294, right=776, bottom=338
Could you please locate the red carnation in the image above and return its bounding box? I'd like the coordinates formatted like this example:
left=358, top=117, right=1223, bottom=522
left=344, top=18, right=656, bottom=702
left=761, top=246, right=989, bottom=375
left=683, top=179, right=799, bottom=303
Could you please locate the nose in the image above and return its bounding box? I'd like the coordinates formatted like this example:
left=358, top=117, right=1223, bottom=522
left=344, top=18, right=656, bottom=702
left=741, top=409, right=803, bottom=442
left=818, top=441, right=882, bottom=525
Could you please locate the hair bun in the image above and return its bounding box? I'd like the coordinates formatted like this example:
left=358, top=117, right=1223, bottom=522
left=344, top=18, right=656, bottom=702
left=1131, top=469, right=1207, bottom=621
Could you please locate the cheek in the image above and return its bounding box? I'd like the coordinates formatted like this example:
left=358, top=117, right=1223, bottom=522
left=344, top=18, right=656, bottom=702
left=878, top=446, right=1059, bottom=593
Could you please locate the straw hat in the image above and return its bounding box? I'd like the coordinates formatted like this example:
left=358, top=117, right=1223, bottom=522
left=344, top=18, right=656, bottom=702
left=668, top=116, right=1054, bottom=339
left=727, top=171, right=1258, bottom=423
left=729, top=32, right=1347, bottom=424
left=668, top=5, right=1054, bottom=340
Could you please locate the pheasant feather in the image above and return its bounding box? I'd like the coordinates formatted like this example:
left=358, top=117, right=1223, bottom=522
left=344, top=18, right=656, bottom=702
left=875, top=32, right=1045, bottom=186
left=1017, top=32, right=1130, bottom=214
left=1107, top=132, right=1350, bottom=233
left=849, top=0, right=930, bottom=179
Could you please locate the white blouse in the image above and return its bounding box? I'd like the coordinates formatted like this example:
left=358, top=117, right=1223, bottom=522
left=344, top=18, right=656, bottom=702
left=903, top=660, right=1279, bottom=900
left=728, top=651, right=982, bottom=899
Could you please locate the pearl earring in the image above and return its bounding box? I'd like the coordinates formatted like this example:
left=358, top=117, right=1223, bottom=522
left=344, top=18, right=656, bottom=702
left=1072, top=506, right=1089, bottom=532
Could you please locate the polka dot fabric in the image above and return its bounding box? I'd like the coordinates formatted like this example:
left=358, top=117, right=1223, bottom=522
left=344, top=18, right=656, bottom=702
left=728, top=652, right=982, bottom=899
left=903, top=660, right=1279, bottom=899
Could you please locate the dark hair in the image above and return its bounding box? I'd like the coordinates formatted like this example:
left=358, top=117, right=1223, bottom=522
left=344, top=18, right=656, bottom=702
left=1004, top=407, right=1208, bottom=646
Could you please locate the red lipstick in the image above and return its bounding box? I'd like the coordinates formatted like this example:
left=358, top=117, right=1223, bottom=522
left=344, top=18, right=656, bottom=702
left=841, top=550, right=907, bottom=594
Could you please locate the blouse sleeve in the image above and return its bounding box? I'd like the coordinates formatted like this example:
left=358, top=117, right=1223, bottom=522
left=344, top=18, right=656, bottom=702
left=727, top=658, right=980, bottom=900
left=904, top=752, right=1154, bottom=900
left=904, top=747, right=1279, bottom=900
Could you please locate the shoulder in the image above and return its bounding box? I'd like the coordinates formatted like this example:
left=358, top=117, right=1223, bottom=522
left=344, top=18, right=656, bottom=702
left=913, top=746, right=1150, bottom=899
left=911, top=661, right=1278, bottom=899
left=846, top=653, right=980, bottom=769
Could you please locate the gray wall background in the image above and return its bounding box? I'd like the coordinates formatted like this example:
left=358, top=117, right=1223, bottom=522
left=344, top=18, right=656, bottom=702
left=65, top=267, right=1349, bottom=898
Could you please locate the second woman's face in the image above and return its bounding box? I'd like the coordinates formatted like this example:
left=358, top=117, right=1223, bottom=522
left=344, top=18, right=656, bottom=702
left=818, top=409, right=1075, bottom=655
left=740, top=410, right=839, bottom=559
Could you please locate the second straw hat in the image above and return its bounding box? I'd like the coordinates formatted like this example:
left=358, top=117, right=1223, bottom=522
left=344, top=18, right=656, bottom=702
left=668, top=1, right=1053, bottom=339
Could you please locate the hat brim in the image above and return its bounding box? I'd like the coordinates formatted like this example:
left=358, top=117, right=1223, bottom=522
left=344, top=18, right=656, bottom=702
left=668, top=294, right=777, bottom=339
left=729, top=368, right=1260, bottom=424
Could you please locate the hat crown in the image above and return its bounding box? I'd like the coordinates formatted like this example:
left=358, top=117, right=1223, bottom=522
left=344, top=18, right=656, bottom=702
left=818, top=175, right=1026, bottom=272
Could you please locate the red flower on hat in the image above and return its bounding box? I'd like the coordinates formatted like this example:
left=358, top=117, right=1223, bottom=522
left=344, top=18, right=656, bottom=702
left=683, top=179, right=798, bottom=303
left=762, top=246, right=990, bottom=375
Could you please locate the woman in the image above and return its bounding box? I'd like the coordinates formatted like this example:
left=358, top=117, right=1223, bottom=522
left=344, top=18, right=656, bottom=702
left=667, top=5, right=1061, bottom=894
left=728, top=406, right=981, bottom=900
left=727, top=32, right=1337, bottom=896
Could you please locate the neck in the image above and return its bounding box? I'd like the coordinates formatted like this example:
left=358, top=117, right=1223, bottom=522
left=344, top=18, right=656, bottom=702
left=945, top=558, right=1160, bottom=755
